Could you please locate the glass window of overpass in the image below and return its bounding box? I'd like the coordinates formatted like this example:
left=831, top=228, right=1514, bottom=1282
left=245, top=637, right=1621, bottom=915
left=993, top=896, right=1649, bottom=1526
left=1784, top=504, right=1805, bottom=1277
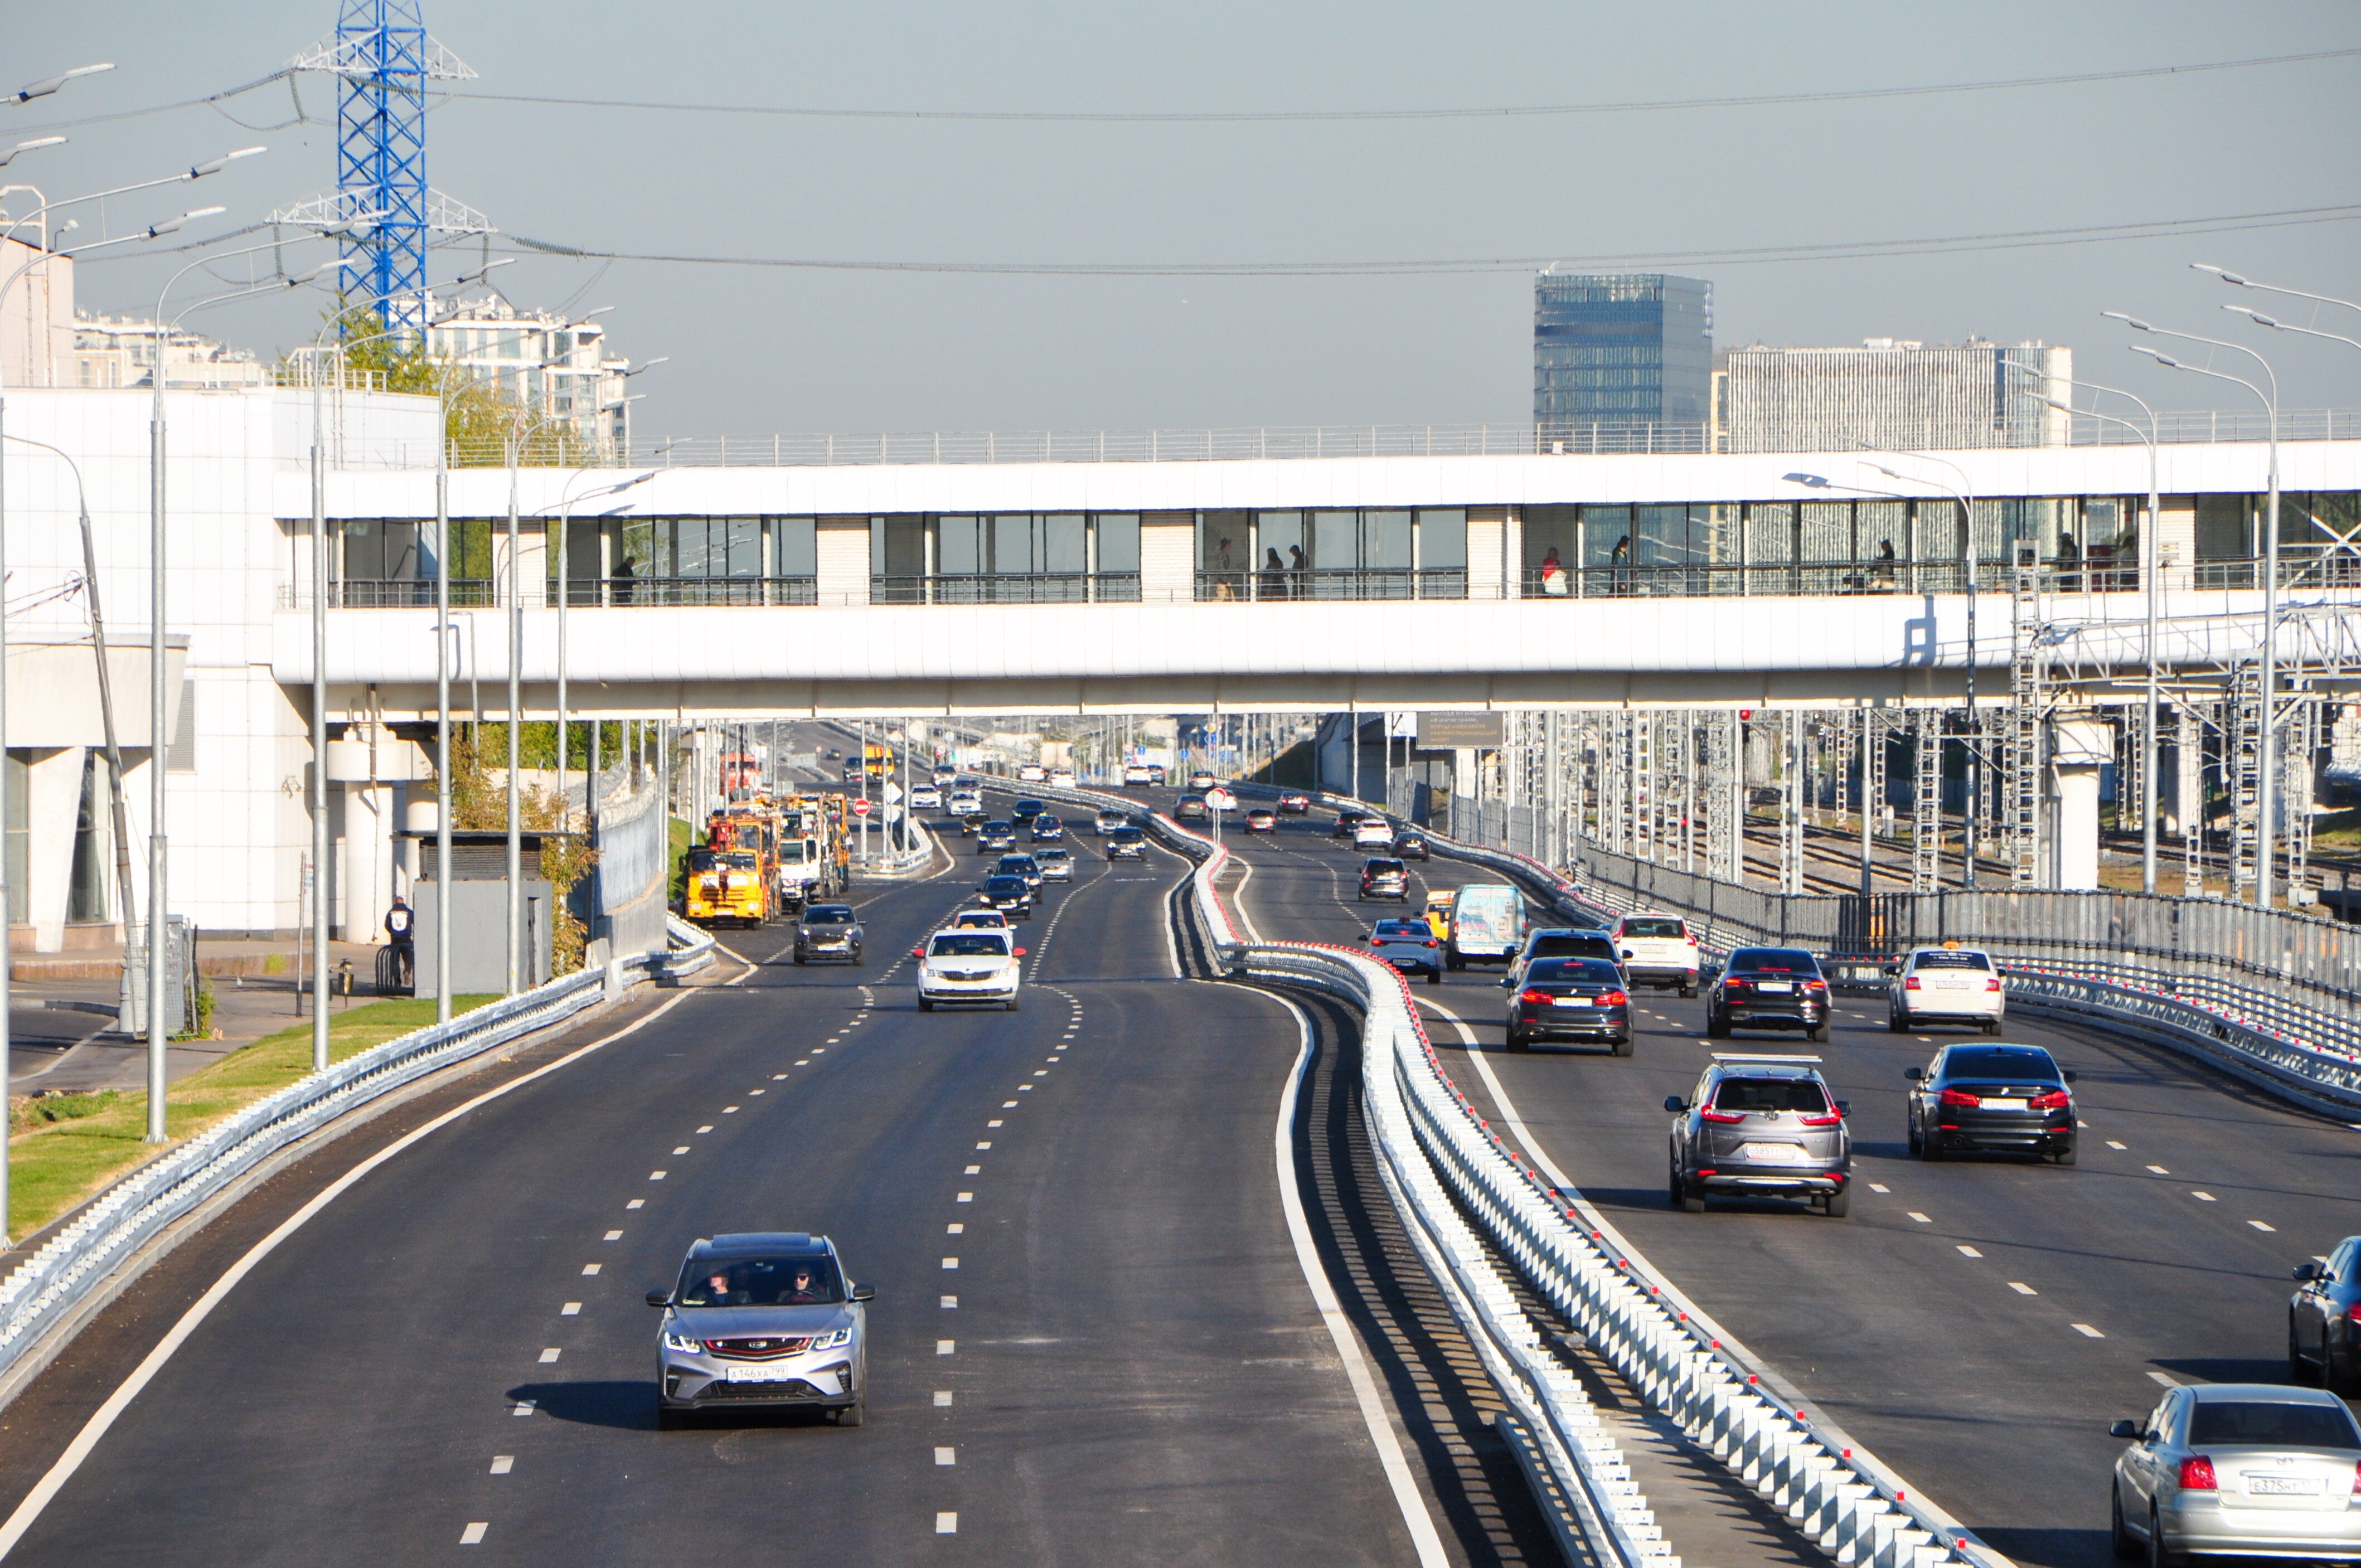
left=871, top=513, right=1140, bottom=604
left=1195, top=508, right=1466, bottom=600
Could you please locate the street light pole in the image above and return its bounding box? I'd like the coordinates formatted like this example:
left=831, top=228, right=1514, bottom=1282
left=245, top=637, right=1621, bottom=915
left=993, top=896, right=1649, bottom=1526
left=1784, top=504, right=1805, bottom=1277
left=1866, top=455, right=1981, bottom=887
left=2110, top=313, right=2281, bottom=905
left=2037, top=381, right=2162, bottom=894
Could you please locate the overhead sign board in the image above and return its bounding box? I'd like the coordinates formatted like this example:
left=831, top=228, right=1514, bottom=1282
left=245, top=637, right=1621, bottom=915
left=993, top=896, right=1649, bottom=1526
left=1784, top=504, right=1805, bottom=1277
left=1414, top=712, right=1505, bottom=749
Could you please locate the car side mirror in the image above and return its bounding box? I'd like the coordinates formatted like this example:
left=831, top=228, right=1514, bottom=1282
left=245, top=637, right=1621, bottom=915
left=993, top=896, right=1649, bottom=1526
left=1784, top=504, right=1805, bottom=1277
left=1903, top=1066, right=1923, bottom=1081
left=2108, top=1419, right=2139, bottom=1440
left=852, top=1284, right=876, bottom=1303
left=911, top=947, right=924, bottom=959
left=1621, top=949, right=1635, bottom=959
left=1835, top=1100, right=1851, bottom=1118
left=1663, top=1095, right=1685, bottom=1113
left=645, top=1288, right=671, bottom=1308
left=1014, top=947, right=1027, bottom=957
left=1499, top=976, right=1512, bottom=987
left=1883, top=964, right=1899, bottom=977
left=2062, top=1070, right=2078, bottom=1084
left=2294, top=1261, right=2323, bottom=1282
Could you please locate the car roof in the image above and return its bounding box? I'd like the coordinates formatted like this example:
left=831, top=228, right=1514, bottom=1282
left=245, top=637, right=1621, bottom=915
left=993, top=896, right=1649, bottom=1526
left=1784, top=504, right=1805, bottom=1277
left=933, top=924, right=1011, bottom=940
left=2184, top=1382, right=2352, bottom=1406
left=1618, top=911, right=1685, bottom=923
left=695, top=1232, right=828, bottom=1258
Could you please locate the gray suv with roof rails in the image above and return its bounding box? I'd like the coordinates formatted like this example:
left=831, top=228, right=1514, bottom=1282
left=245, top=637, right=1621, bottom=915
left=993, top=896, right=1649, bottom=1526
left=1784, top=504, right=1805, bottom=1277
left=1666, top=1054, right=1853, bottom=1216
left=648, top=1231, right=874, bottom=1427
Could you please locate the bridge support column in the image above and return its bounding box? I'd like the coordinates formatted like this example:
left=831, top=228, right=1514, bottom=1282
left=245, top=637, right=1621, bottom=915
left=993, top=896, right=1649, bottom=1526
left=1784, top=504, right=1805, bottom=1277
left=2048, top=713, right=2113, bottom=891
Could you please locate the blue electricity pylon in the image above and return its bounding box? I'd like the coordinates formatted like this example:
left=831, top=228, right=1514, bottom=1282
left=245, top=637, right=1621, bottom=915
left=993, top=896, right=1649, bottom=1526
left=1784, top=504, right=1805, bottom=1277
left=283, top=1, right=483, bottom=336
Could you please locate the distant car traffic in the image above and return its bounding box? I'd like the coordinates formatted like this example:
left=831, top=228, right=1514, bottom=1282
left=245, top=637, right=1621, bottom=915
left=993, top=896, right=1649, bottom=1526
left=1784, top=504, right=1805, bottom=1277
left=1106, top=827, right=1147, bottom=860
left=1030, top=814, right=1064, bottom=842
left=1904, top=1042, right=2077, bottom=1163
left=994, top=853, right=1043, bottom=890
left=1243, top=808, right=1277, bottom=834
left=1506, top=958, right=1631, bottom=1054
left=1887, top=945, right=2005, bottom=1033
left=976, top=821, right=1016, bottom=853
left=1035, top=847, right=1074, bottom=882
left=1610, top=912, right=1701, bottom=996
left=1444, top=882, right=1526, bottom=970
left=1503, top=928, right=1624, bottom=993
left=933, top=767, right=957, bottom=788
left=1366, top=917, right=1444, bottom=982
left=1123, top=764, right=1154, bottom=787
left=649, top=1232, right=872, bottom=1428
left=1706, top=948, right=1830, bottom=1041
left=1332, top=809, right=1371, bottom=839
left=909, top=784, right=942, bottom=810
left=948, top=790, right=983, bottom=818
left=1666, top=1054, right=1851, bottom=1215
left=1011, top=798, right=1046, bottom=824
left=916, top=928, right=1025, bottom=1011
left=1359, top=857, right=1410, bottom=901
left=949, top=907, right=1009, bottom=931
left=1390, top=829, right=1429, bottom=861
left=793, top=904, right=864, bottom=966
left=1093, top=808, right=1128, bottom=835
left=2289, top=1235, right=2361, bottom=1390
left=1186, top=769, right=1218, bottom=790
left=2108, top=1383, right=2361, bottom=1562
left=1147, top=764, right=1168, bottom=786
left=1174, top=794, right=1210, bottom=822
left=1203, top=786, right=1237, bottom=812
left=1351, top=818, right=1395, bottom=850
left=1049, top=767, right=1076, bottom=788
left=1017, top=764, right=1047, bottom=783
left=1277, top=792, right=1310, bottom=815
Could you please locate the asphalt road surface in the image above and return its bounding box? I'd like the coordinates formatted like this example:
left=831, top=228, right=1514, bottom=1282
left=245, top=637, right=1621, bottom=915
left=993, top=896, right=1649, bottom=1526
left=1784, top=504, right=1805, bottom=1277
left=1211, top=798, right=2361, bottom=1568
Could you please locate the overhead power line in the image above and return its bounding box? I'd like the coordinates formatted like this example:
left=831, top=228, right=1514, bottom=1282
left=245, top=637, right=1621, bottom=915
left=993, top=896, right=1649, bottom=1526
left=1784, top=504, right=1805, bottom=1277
left=16, top=46, right=2360, bottom=133
left=502, top=201, right=2361, bottom=279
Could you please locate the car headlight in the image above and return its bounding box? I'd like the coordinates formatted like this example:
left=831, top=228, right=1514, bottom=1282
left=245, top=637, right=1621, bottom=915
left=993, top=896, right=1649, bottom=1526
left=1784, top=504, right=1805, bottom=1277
left=809, top=1327, right=853, bottom=1351
left=662, top=1331, right=706, bottom=1354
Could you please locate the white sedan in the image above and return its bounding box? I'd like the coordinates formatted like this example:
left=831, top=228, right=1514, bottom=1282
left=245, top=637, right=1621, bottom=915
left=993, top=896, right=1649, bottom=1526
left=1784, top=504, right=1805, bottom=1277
left=1351, top=818, right=1396, bottom=849
left=909, top=784, right=942, bottom=809
left=915, top=929, right=1025, bottom=1012
left=1887, top=945, right=2004, bottom=1033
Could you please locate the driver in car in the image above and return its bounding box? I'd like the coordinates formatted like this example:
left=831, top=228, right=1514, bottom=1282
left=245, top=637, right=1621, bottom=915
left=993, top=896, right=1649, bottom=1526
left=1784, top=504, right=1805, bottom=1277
left=701, top=1269, right=744, bottom=1305
left=782, top=1266, right=825, bottom=1304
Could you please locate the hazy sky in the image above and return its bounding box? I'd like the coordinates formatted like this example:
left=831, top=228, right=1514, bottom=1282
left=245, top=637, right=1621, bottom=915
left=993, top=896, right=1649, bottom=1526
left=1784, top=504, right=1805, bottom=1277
left=12, top=2, right=2361, bottom=438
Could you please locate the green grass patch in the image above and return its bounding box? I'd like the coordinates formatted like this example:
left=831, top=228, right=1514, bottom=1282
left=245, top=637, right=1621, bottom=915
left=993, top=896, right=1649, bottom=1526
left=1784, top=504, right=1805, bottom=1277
left=4, top=995, right=496, bottom=1241
left=668, top=815, right=698, bottom=904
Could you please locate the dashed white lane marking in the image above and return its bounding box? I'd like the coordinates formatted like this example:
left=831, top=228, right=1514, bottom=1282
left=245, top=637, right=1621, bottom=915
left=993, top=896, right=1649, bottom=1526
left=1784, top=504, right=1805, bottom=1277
left=965, top=1164, right=981, bottom=1174
left=987, top=1120, right=1003, bottom=1128
left=975, top=1141, right=992, bottom=1150
left=1907, top=1211, right=1932, bottom=1224
left=604, top=1230, right=623, bottom=1241
left=561, top=1302, right=581, bottom=1315
left=696, top=1125, right=714, bottom=1134
left=1956, top=1245, right=1982, bottom=1258
left=937, top=1340, right=955, bottom=1356
left=2192, top=1191, right=2215, bottom=1202
left=2009, top=1282, right=2037, bottom=1295
left=539, top=1348, right=560, bottom=1364
left=956, top=1192, right=973, bottom=1203
left=1868, top=1183, right=1890, bottom=1194
left=942, top=1258, right=959, bottom=1270
left=626, top=1199, right=643, bottom=1210
left=513, top=1400, right=536, bottom=1416
left=937, top=1513, right=958, bottom=1535
left=490, top=1457, right=513, bottom=1474
left=947, top=1223, right=964, bottom=1234
left=2250, top=1219, right=2277, bottom=1231
left=2106, top=1140, right=2127, bottom=1150
left=934, top=1390, right=953, bottom=1407
left=2145, top=1164, right=2169, bottom=1174
left=581, top=1264, right=601, bottom=1276
left=750, top=1089, right=765, bottom=1096
left=2072, top=1323, right=2106, bottom=1338
left=2148, top=1371, right=2180, bottom=1387
left=1002, top=1101, right=1017, bottom=1108
left=649, top=1171, right=667, bottom=1182
left=461, top=1523, right=488, bottom=1545
left=940, top=1295, right=957, bottom=1309
left=1032, top=1070, right=1048, bottom=1077
left=935, top=1447, right=956, bottom=1466
left=1017, top=1084, right=1032, bottom=1092
left=672, top=1145, right=691, bottom=1155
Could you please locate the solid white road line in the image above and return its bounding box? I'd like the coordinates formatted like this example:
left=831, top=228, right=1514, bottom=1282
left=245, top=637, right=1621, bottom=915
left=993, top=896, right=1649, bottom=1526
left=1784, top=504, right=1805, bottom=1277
left=1258, top=991, right=1451, bottom=1568
left=0, top=982, right=709, bottom=1560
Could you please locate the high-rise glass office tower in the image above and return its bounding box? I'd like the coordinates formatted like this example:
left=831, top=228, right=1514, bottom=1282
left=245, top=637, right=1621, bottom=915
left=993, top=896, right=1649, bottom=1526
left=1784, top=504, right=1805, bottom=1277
left=1533, top=273, right=1713, bottom=431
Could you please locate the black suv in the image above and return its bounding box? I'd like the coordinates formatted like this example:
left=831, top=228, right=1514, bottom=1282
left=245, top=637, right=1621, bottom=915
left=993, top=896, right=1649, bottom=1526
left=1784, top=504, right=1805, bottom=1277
left=976, top=821, right=1016, bottom=853
left=793, top=904, right=864, bottom=966
left=1706, top=948, right=1830, bottom=1042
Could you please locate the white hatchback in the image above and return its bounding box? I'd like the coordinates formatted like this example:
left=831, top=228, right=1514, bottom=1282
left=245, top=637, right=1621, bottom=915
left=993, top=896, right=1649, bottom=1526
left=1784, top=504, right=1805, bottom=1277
left=1609, top=912, right=1701, bottom=996
left=1351, top=818, right=1395, bottom=849
left=1887, top=946, right=2004, bottom=1033
left=916, top=929, right=1025, bottom=1012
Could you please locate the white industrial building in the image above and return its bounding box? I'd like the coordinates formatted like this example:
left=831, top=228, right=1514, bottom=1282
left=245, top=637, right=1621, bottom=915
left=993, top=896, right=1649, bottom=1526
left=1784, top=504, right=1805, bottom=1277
left=1718, top=338, right=2073, bottom=454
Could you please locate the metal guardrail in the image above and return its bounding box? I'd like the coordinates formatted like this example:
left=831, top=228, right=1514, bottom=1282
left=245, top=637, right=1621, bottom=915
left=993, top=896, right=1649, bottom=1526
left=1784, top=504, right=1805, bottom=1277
left=0, top=919, right=714, bottom=1389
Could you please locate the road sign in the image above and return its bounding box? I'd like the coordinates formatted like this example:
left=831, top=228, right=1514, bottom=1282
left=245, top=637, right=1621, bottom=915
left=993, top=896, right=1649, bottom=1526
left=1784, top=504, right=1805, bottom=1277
left=883, top=783, right=903, bottom=805
left=851, top=798, right=872, bottom=817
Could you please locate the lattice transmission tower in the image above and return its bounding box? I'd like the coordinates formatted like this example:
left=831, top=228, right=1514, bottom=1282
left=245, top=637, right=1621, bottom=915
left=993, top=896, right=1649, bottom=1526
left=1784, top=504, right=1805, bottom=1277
left=277, top=1, right=489, bottom=333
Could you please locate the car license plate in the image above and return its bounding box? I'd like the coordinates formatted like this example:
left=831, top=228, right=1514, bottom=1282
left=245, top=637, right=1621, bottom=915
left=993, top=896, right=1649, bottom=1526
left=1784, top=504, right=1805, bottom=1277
left=2245, top=1475, right=2317, bottom=1496
left=1742, top=1143, right=1809, bottom=1163
left=1981, top=1098, right=2027, bottom=1110
left=724, top=1364, right=798, bottom=1383
left=1756, top=981, right=1792, bottom=993
left=1552, top=996, right=1593, bottom=1007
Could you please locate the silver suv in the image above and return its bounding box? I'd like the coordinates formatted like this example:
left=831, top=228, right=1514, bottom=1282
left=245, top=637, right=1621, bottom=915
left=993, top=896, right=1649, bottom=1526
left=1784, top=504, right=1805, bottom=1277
left=648, top=1232, right=873, bottom=1428
left=1665, top=1055, right=1853, bottom=1217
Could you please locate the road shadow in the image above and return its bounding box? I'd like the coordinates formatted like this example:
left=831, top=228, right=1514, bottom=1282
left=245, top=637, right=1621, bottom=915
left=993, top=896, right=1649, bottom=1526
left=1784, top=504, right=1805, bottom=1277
left=1973, top=1526, right=2112, bottom=1568
left=507, top=1379, right=837, bottom=1431
left=2149, top=1356, right=2291, bottom=1385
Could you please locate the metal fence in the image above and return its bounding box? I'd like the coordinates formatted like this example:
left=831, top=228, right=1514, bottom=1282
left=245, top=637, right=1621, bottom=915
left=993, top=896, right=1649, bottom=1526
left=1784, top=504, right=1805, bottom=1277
left=868, top=572, right=1142, bottom=605
left=1194, top=567, right=1470, bottom=603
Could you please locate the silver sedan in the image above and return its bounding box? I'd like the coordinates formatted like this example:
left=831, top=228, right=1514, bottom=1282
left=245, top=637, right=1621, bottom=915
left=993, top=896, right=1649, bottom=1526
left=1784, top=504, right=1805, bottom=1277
left=2110, top=1382, right=2361, bottom=1561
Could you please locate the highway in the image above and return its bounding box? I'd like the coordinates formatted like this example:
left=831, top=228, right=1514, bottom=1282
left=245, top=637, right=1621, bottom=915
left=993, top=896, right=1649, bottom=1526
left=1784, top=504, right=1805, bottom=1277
left=0, top=828, right=1497, bottom=1565
left=1200, top=794, right=2361, bottom=1568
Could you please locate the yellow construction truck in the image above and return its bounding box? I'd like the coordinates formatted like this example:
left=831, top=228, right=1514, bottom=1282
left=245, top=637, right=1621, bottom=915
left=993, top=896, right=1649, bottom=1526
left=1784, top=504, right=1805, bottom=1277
left=687, top=806, right=780, bottom=926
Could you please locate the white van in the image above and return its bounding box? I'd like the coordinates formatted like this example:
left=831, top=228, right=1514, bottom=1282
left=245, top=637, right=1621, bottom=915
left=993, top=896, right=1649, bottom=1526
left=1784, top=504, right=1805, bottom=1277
left=1446, top=883, right=1527, bottom=970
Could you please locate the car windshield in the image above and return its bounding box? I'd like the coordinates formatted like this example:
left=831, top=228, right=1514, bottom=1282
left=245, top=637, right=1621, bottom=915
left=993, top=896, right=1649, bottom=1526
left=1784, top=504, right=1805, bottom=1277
left=951, top=911, right=1006, bottom=928
left=1016, top=801, right=1044, bottom=813
left=803, top=907, right=854, bottom=925
left=1913, top=950, right=1993, bottom=970
left=997, top=857, right=1035, bottom=873
left=2188, top=1400, right=2361, bottom=1450
left=677, top=1254, right=843, bottom=1307
left=1732, top=949, right=1820, bottom=974
left=983, top=876, right=1027, bottom=894
left=1038, top=849, right=1069, bottom=862
left=1713, top=1077, right=1831, bottom=1114
left=983, top=822, right=1013, bottom=834
left=1036, top=816, right=1060, bottom=828
left=1110, top=828, right=1144, bottom=842
left=1530, top=959, right=1623, bottom=984
left=1623, top=918, right=1686, bottom=939
left=1373, top=921, right=1427, bottom=938
left=1366, top=860, right=1405, bottom=875
left=1531, top=935, right=1611, bottom=958
left=1942, top=1047, right=2061, bottom=1083
left=931, top=934, right=1012, bottom=958
left=780, top=842, right=810, bottom=863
